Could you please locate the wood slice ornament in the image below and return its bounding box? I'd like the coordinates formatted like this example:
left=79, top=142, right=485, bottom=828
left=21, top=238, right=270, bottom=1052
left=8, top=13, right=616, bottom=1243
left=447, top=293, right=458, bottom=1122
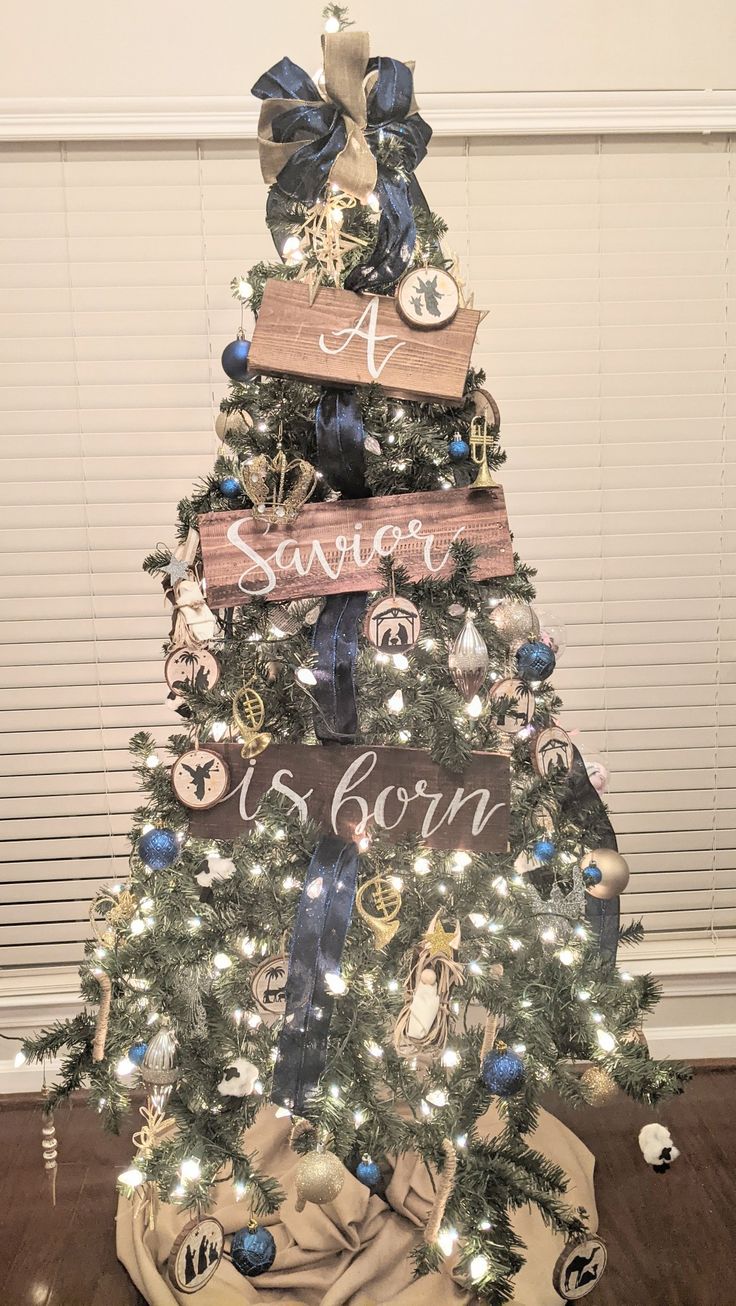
left=552, top=1235, right=607, bottom=1300
left=168, top=1215, right=224, bottom=1293
left=171, top=747, right=231, bottom=810
left=395, top=266, right=460, bottom=330
left=251, top=954, right=289, bottom=1024
left=489, top=677, right=535, bottom=735
left=532, top=724, right=575, bottom=777
left=165, top=647, right=220, bottom=699
left=365, top=594, right=421, bottom=652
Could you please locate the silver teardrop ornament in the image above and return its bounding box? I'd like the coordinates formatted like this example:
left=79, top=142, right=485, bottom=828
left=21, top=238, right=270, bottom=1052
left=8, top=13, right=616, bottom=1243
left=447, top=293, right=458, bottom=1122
left=449, top=611, right=489, bottom=701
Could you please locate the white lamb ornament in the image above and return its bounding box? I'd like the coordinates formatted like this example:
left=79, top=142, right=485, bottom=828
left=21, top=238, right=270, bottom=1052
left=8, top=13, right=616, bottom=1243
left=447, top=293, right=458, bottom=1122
left=217, top=1057, right=260, bottom=1097
left=196, top=853, right=236, bottom=888
left=639, top=1122, right=680, bottom=1172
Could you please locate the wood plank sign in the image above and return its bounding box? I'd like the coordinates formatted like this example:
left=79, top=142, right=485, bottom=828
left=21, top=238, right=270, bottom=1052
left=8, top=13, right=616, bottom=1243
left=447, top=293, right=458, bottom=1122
left=198, top=485, right=513, bottom=607
left=188, top=743, right=510, bottom=853
left=247, top=280, right=483, bottom=404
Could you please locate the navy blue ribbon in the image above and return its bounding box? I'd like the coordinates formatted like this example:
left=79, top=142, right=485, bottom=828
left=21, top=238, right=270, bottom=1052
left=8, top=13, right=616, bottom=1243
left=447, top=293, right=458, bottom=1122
left=311, top=592, right=368, bottom=742
left=271, top=835, right=359, bottom=1114
left=315, top=389, right=366, bottom=498
left=252, top=54, right=432, bottom=293
left=560, top=746, right=620, bottom=967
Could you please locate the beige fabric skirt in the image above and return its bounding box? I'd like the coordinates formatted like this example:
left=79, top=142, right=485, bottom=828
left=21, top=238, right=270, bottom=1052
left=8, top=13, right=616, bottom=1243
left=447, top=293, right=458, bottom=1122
left=117, top=1103, right=596, bottom=1306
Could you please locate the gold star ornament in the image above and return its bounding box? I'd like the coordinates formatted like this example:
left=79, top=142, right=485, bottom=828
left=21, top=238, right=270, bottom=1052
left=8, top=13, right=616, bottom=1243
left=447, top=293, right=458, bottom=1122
left=423, top=914, right=460, bottom=959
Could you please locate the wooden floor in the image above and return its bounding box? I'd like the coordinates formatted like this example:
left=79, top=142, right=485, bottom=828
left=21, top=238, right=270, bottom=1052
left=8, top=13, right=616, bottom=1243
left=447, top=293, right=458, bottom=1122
left=2, top=1069, right=731, bottom=1306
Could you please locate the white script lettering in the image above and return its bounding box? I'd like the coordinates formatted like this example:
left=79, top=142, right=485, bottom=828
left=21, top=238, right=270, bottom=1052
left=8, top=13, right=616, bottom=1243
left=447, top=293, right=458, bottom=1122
left=318, top=297, right=407, bottom=380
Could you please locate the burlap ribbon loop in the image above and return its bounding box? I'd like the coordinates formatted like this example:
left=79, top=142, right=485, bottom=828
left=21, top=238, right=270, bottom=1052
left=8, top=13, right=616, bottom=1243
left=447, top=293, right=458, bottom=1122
left=252, top=30, right=429, bottom=208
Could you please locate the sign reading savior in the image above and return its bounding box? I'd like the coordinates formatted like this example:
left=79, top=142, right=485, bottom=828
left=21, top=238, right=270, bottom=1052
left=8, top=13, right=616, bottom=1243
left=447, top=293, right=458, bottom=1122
left=247, top=280, right=483, bottom=403
left=198, top=486, right=513, bottom=607
left=188, top=744, right=510, bottom=853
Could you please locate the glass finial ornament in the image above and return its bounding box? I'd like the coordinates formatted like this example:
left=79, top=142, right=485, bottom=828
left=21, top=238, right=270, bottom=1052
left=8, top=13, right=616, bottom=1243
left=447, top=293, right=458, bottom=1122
left=231, top=1221, right=277, bottom=1278
left=140, top=1025, right=179, bottom=1111
left=221, top=330, right=251, bottom=383
left=355, top=1155, right=381, bottom=1189
left=448, top=610, right=489, bottom=701
left=481, top=1046, right=526, bottom=1098
left=448, top=436, right=470, bottom=461
left=218, top=475, right=241, bottom=498
left=138, top=827, right=179, bottom=871
left=580, top=848, right=630, bottom=899
left=515, top=639, right=556, bottom=682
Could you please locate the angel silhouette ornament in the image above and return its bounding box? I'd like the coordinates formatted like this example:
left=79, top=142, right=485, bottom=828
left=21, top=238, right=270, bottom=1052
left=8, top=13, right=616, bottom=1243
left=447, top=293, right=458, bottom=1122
left=171, top=747, right=231, bottom=810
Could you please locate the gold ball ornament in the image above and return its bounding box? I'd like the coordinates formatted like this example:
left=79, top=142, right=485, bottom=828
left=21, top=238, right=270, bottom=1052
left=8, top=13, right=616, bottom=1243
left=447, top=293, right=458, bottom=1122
left=294, top=1150, right=345, bottom=1213
left=580, top=848, right=630, bottom=899
left=580, top=1065, right=618, bottom=1107
left=215, top=408, right=253, bottom=442
left=489, top=598, right=540, bottom=646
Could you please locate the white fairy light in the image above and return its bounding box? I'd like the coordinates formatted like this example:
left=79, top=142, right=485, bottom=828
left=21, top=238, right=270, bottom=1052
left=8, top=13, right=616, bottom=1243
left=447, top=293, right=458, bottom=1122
left=577, top=988, right=592, bottom=1002
left=387, top=689, right=404, bottom=713
left=592, top=1011, right=603, bottom=1024
left=119, top=1167, right=144, bottom=1188
left=437, top=1227, right=458, bottom=1257
left=541, top=927, right=556, bottom=944
left=324, top=971, right=347, bottom=996
left=596, top=1028, right=617, bottom=1054
left=180, top=1157, right=201, bottom=1182
left=116, top=1056, right=136, bottom=1078
left=358, top=835, right=371, bottom=852
left=513, top=1043, right=526, bottom=1054
left=427, top=1089, right=447, bottom=1107
left=366, top=190, right=380, bottom=211
left=469, top=912, right=487, bottom=928
left=14, top=1050, right=26, bottom=1068
left=520, top=998, right=532, bottom=1009
left=468, top=960, right=483, bottom=976
left=241, top=937, right=256, bottom=957
left=453, top=851, right=472, bottom=872
left=414, top=856, right=431, bottom=875
left=479, top=1219, right=491, bottom=1231
left=387, top=978, right=399, bottom=992
left=366, top=1041, right=383, bottom=1058
left=508, top=937, right=523, bottom=952
left=420, top=1099, right=432, bottom=1116
left=237, top=278, right=253, bottom=300
left=441, top=1048, right=460, bottom=1068
left=188, top=916, right=201, bottom=931
left=492, top=876, right=509, bottom=897
left=465, top=694, right=483, bottom=718
left=398, top=729, right=411, bottom=742
left=388, top=875, right=403, bottom=891
left=247, top=1013, right=262, bottom=1030
left=296, top=666, right=317, bottom=686
left=210, top=721, right=228, bottom=741
left=213, top=952, right=231, bottom=971
left=130, top=918, right=146, bottom=936
left=330, top=1083, right=341, bottom=1098
left=145, top=753, right=160, bottom=768
left=234, top=1181, right=246, bottom=1199
left=470, top=1254, right=490, bottom=1281
left=620, top=970, right=634, bottom=982
left=558, top=948, right=575, bottom=966
left=455, top=1133, right=467, bottom=1148
left=354, top=1109, right=365, bottom=1127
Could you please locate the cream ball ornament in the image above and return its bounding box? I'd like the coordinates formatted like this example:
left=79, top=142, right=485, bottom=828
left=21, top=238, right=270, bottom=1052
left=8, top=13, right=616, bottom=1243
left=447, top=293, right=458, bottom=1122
left=294, top=1149, right=345, bottom=1212
left=580, top=848, right=630, bottom=899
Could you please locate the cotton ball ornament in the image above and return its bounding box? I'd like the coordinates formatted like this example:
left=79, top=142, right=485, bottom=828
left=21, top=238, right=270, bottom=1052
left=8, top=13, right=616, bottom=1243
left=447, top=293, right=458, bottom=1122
left=639, top=1123, right=679, bottom=1173
left=138, top=827, right=179, bottom=871
left=196, top=853, right=237, bottom=888
left=294, top=1150, right=344, bottom=1212
left=217, top=1057, right=260, bottom=1097
left=581, top=848, right=630, bottom=899
left=231, top=1221, right=276, bottom=1277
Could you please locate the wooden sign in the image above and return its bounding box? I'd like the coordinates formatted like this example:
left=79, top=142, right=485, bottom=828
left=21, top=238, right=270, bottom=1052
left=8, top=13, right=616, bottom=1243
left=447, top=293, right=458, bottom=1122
left=247, top=280, right=482, bottom=404
left=188, top=743, right=510, bottom=853
left=198, top=485, right=513, bottom=607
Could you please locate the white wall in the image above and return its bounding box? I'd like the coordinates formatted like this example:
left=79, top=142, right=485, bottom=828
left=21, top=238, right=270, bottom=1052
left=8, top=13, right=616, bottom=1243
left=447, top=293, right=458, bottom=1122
left=1, top=0, right=736, bottom=100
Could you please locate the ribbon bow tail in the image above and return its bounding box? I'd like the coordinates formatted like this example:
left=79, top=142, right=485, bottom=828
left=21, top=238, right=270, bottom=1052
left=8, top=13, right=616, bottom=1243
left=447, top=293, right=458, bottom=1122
left=172, top=578, right=218, bottom=646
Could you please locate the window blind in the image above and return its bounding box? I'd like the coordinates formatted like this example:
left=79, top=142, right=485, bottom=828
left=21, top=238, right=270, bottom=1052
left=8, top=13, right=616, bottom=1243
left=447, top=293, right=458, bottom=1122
left=0, top=133, right=732, bottom=975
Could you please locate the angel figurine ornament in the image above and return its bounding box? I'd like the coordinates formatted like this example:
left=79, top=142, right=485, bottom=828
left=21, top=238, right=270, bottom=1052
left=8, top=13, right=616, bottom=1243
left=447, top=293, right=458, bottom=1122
left=393, top=913, right=465, bottom=1058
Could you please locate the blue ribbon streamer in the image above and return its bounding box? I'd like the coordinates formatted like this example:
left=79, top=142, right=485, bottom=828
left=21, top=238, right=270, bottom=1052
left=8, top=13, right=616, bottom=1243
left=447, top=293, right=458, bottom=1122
left=311, top=592, right=368, bottom=743
left=560, top=746, right=620, bottom=966
left=315, top=389, right=366, bottom=498
left=271, top=835, right=359, bottom=1114
left=252, top=54, right=432, bottom=293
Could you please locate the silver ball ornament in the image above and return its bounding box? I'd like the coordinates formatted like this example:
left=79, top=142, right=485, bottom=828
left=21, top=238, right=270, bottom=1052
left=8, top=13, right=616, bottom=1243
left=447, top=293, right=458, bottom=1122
left=489, top=598, right=540, bottom=646
left=580, top=848, right=630, bottom=899
left=294, top=1150, right=344, bottom=1213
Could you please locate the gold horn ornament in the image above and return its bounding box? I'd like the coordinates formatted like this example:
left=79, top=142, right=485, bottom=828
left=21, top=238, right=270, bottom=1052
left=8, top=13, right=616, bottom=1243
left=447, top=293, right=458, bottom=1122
left=355, top=874, right=402, bottom=949
left=232, top=684, right=272, bottom=759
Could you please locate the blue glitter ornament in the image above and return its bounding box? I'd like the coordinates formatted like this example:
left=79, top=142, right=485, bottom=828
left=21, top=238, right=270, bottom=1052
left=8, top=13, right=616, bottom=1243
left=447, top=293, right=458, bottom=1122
left=221, top=336, right=251, bottom=383
left=583, top=863, right=603, bottom=889
left=481, top=1048, right=526, bottom=1098
left=128, top=1042, right=148, bottom=1067
left=218, top=475, right=241, bottom=498
left=355, top=1156, right=381, bottom=1189
left=533, top=838, right=556, bottom=863
left=515, top=639, right=556, bottom=681
left=138, top=827, right=179, bottom=871
left=448, top=438, right=470, bottom=461
left=231, top=1222, right=276, bottom=1278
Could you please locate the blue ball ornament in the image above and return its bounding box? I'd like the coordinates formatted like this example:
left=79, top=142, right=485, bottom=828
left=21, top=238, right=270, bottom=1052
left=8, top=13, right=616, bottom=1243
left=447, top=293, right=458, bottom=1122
left=221, top=336, right=251, bottom=383
left=448, top=438, right=470, bottom=462
left=128, top=1042, right=148, bottom=1067
left=481, top=1048, right=526, bottom=1098
left=231, top=1223, right=276, bottom=1278
left=533, top=838, right=556, bottom=863
left=138, top=827, right=179, bottom=871
left=583, top=862, right=603, bottom=889
left=355, top=1156, right=381, bottom=1189
left=218, top=475, right=241, bottom=498
left=515, top=639, right=556, bottom=682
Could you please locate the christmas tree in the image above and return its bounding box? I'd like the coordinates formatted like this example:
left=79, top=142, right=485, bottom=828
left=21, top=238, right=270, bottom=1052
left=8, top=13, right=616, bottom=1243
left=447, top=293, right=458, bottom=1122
left=24, top=9, right=688, bottom=1303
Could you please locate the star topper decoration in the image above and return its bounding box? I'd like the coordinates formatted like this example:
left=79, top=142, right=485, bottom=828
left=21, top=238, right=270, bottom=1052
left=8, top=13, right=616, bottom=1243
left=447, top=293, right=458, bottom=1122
left=523, top=866, right=587, bottom=943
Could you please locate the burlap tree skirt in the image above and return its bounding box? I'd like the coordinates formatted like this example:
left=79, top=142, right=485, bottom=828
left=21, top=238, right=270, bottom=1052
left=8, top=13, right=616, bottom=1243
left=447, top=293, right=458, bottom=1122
left=117, top=1104, right=597, bottom=1306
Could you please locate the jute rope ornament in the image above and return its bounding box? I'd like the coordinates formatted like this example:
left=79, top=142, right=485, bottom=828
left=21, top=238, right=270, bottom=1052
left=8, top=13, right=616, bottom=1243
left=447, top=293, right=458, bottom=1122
left=130, top=1106, right=177, bottom=1230
left=92, top=970, right=112, bottom=1063
left=423, top=1137, right=457, bottom=1245
left=480, top=963, right=505, bottom=1065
